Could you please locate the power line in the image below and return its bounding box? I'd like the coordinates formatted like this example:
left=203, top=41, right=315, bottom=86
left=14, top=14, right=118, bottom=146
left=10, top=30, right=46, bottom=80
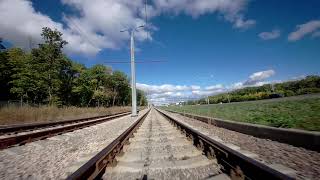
left=67, top=17, right=97, bottom=49
left=104, top=60, right=167, bottom=64
left=144, top=0, right=150, bottom=41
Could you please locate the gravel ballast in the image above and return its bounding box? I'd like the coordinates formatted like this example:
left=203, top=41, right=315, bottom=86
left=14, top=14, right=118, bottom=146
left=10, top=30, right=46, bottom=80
left=104, top=109, right=224, bottom=180
left=0, top=109, right=148, bottom=180
left=164, top=110, right=320, bottom=180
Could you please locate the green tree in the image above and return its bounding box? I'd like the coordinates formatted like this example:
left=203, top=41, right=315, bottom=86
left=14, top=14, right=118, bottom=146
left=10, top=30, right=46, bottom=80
left=137, top=89, right=148, bottom=106
left=0, top=28, right=148, bottom=108
left=106, top=71, right=130, bottom=106
left=7, top=48, right=31, bottom=103
left=87, top=65, right=112, bottom=106
left=30, top=27, right=68, bottom=105
left=58, top=57, right=79, bottom=106
left=72, top=64, right=112, bottom=107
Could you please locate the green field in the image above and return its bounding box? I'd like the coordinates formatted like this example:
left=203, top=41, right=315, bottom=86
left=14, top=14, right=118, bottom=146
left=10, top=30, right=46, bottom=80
left=161, top=94, right=320, bottom=131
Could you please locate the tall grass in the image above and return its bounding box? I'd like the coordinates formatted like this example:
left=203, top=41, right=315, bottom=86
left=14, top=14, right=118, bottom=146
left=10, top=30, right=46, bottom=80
left=0, top=106, right=131, bottom=125
left=162, top=94, right=320, bottom=131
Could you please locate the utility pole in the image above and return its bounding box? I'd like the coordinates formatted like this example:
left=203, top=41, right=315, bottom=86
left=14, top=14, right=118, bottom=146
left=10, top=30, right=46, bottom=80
left=271, top=83, right=275, bottom=93
left=130, top=30, right=137, bottom=116
left=121, top=26, right=144, bottom=116
left=119, top=0, right=151, bottom=116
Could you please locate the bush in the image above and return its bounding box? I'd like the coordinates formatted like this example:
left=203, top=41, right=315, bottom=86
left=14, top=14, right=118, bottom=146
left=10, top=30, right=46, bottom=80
left=190, top=76, right=320, bottom=105
left=297, top=88, right=320, bottom=95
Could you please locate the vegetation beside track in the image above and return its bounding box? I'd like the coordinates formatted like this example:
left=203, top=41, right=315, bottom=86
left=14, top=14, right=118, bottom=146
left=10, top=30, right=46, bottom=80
left=162, top=94, right=320, bottom=131
left=0, top=106, right=131, bottom=125
left=0, top=27, right=147, bottom=107
left=187, top=75, right=320, bottom=105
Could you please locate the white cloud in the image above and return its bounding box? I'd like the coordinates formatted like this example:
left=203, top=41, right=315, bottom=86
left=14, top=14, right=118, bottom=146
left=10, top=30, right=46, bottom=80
left=191, top=85, right=201, bottom=90
left=288, top=20, right=320, bottom=41
left=137, top=83, right=226, bottom=105
left=61, top=0, right=150, bottom=50
left=230, top=70, right=276, bottom=90
left=205, top=84, right=224, bottom=90
left=230, top=82, right=244, bottom=89
left=233, top=17, right=256, bottom=29
left=139, top=70, right=276, bottom=104
left=192, top=89, right=224, bottom=96
left=137, top=83, right=221, bottom=104
left=0, top=0, right=255, bottom=56
left=137, top=83, right=191, bottom=94
left=243, top=69, right=275, bottom=86
left=259, top=29, right=281, bottom=40
left=153, top=0, right=255, bottom=29
left=0, top=0, right=102, bottom=55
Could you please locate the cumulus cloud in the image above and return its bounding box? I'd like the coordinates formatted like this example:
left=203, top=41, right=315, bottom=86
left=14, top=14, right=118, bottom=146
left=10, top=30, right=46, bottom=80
left=205, top=84, right=224, bottom=91
left=153, top=0, right=255, bottom=29
left=230, top=82, right=245, bottom=89
left=137, top=82, right=226, bottom=105
left=0, top=0, right=255, bottom=56
left=288, top=20, right=320, bottom=41
left=0, top=0, right=102, bottom=55
left=190, top=85, right=201, bottom=90
left=139, top=70, right=276, bottom=105
left=0, top=0, right=151, bottom=55
left=259, top=29, right=281, bottom=40
left=230, top=70, right=275, bottom=90
left=232, top=17, right=256, bottom=29
left=137, top=83, right=190, bottom=94
left=243, top=69, right=275, bottom=86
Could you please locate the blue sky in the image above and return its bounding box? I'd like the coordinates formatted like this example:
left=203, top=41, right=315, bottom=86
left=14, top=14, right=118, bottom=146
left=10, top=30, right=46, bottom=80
left=1, top=0, right=319, bottom=104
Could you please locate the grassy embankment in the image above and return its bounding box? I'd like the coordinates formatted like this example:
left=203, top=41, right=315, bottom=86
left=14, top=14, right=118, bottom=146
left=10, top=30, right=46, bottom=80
left=162, top=94, right=320, bottom=131
left=0, top=106, right=131, bottom=125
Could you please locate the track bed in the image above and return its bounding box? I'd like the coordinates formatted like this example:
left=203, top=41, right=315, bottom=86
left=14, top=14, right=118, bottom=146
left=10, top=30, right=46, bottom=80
left=104, top=109, right=226, bottom=179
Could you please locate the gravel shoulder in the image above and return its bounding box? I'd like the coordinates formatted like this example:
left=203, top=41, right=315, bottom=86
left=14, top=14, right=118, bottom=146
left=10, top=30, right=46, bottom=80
left=0, top=109, right=148, bottom=180
left=164, top=110, right=320, bottom=180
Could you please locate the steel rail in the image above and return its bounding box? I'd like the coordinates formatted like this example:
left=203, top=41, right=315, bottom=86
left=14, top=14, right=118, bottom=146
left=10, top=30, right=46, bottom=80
left=156, top=108, right=295, bottom=180
left=0, top=111, right=137, bottom=135
left=66, top=109, right=150, bottom=180
left=0, top=111, right=137, bottom=150
left=163, top=109, right=320, bottom=152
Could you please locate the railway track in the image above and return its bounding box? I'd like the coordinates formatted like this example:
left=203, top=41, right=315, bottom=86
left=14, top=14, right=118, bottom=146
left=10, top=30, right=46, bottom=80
left=0, top=111, right=134, bottom=150
left=67, top=108, right=295, bottom=180
left=163, top=109, right=320, bottom=152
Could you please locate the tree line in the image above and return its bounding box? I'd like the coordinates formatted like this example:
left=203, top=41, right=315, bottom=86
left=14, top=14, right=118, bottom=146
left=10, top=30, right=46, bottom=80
left=186, top=75, right=320, bottom=105
left=0, top=27, right=147, bottom=107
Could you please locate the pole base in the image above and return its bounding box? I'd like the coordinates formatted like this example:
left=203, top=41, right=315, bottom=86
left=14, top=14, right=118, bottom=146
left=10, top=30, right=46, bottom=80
left=131, top=114, right=138, bottom=117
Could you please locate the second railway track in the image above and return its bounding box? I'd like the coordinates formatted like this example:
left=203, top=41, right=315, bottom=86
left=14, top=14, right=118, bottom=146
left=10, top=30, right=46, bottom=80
left=0, top=111, right=134, bottom=149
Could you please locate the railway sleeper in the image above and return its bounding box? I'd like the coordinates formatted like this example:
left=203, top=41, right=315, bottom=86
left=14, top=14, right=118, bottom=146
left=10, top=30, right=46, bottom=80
left=66, top=109, right=151, bottom=180
left=173, top=124, right=271, bottom=180
left=156, top=108, right=295, bottom=180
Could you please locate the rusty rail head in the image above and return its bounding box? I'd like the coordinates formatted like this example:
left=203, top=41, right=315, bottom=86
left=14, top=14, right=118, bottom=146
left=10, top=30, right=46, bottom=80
left=66, top=109, right=150, bottom=180
left=156, top=108, right=295, bottom=180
